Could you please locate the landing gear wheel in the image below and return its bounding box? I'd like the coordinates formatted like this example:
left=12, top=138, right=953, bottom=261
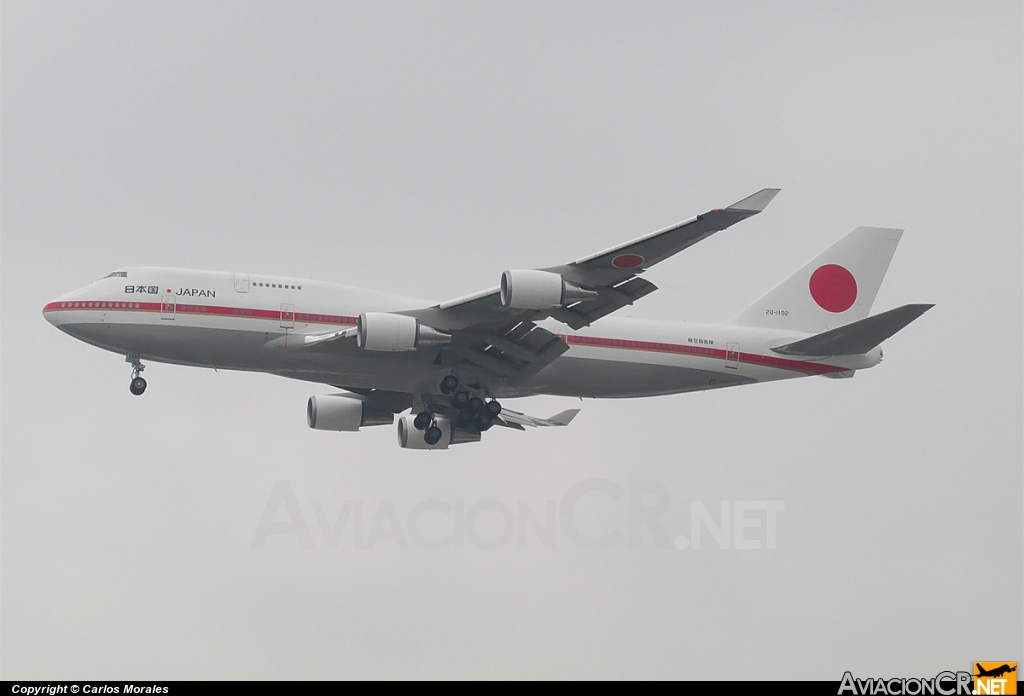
left=474, top=413, right=493, bottom=431
left=451, top=391, right=470, bottom=408
left=413, top=411, right=433, bottom=431
left=454, top=410, right=471, bottom=428
left=467, top=396, right=484, bottom=414
left=126, top=353, right=146, bottom=395
left=424, top=426, right=443, bottom=446
left=440, top=375, right=459, bottom=395
left=485, top=400, right=502, bottom=416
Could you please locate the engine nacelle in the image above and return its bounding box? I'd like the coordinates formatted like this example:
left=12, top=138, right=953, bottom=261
left=500, top=269, right=597, bottom=310
left=357, top=312, right=450, bottom=351
left=396, top=415, right=482, bottom=449
left=307, top=395, right=394, bottom=431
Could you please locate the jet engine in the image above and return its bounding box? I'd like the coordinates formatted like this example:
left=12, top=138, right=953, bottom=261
left=396, top=415, right=482, bottom=449
left=499, top=270, right=597, bottom=310
left=307, top=395, right=394, bottom=431
left=357, top=312, right=450, bottom=351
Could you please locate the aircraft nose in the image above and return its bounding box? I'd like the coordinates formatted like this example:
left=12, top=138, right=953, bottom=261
left=43, top=296, right=69, bottom=327
left=43, top=287, right=87, bottom=328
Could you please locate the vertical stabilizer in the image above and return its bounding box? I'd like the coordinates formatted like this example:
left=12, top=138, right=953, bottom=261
left=728, top=226, right=903, bottom=333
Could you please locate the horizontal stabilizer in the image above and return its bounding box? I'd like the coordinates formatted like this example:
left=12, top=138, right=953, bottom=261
left=772, top=304, right=933, bottom=356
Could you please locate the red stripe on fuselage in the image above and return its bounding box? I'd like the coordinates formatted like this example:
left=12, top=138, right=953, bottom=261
left=42, top=300, right=357, bottom=326
left=558, top=333, right=847, bottom=375
left=43, top=300, right=846, bottom=375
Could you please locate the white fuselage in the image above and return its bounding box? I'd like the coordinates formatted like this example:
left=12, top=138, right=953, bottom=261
left=43, top=267, right=880, bottom=399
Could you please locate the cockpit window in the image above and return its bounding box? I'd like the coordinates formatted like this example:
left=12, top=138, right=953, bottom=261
left=103, top=271, right=128, bottom=278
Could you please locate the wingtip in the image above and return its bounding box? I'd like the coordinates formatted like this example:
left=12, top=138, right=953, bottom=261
left=728, top=188, right=781, bottom=213
left=548, top=408, right=581, bottom=426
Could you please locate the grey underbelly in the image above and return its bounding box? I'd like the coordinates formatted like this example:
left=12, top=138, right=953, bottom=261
left=58, top=322, right=441, bottom=392
left=60, top=322, right=754, bottom=398
left=523, top=356, right=755, bottom=398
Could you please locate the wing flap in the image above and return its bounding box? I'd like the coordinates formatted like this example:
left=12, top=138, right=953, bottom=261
left=550, top=276, right=659, bottom=329
left=303, top=327, right=358, bottom=346
left=450, top=323, right=569, bottom=382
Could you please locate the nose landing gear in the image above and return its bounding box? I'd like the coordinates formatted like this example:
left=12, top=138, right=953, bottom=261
left=127, top=353, right=147, bottom=396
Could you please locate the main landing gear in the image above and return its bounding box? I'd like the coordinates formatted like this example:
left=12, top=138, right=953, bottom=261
left=431, top=375, right=503, bottom=433
left=127, top=353, right=147, bottom=396
left=412, top=410, right=445, bottom=445
left=411, top=375, right=504, bottom=442
left=439, top=375, right=460, bottom=395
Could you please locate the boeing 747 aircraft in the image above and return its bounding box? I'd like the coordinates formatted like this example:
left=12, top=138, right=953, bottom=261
left=44, top=190, right=931, bottom=449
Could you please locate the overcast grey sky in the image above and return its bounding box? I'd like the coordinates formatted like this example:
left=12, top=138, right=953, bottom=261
left=2, top=1, right=1021, bottom=680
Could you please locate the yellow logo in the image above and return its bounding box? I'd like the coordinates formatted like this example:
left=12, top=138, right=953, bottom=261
left=974, top=663, right=1017, bottom=695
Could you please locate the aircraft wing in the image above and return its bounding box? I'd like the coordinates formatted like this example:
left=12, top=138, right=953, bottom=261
left=549, top=187, right=781, bottom=287
left=330, top=387, right=580, bottom=433
left=409, top=188, right=778, bottom=331
left=494, top=407, right=580, bottom=430
left=403, top=189, right=778, bottom=381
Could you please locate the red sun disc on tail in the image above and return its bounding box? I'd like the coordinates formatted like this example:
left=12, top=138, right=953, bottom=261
left=809, top=264, right=857, bottom=313
left=612, top=254, right=644, bottom=269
